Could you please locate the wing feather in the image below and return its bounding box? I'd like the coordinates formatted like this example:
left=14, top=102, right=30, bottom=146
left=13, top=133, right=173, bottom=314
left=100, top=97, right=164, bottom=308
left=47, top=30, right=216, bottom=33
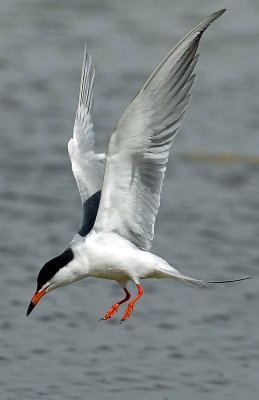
left=93, top=10, right=225, bottom=250
left=68, top=46, right=105, bottom=236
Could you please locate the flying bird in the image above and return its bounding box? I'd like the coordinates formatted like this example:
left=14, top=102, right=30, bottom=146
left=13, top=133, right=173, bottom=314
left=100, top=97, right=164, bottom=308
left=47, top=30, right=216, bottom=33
left=27, top=9, right=248, bottom=321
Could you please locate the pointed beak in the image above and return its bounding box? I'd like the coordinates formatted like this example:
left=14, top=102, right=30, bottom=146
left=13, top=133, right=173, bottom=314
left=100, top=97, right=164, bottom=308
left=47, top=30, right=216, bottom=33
left=26, top=288, right=48, bottom=316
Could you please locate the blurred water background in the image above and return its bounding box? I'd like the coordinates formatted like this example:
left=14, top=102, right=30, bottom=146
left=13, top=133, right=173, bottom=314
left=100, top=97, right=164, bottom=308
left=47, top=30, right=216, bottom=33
left=1, top=0, right=259, bottom=399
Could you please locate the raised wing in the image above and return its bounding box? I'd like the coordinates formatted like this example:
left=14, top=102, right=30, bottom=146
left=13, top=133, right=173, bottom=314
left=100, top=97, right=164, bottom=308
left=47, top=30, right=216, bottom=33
left=93, top=10, right=225, bottom=250
left=68, top=46, right=105, bottom=236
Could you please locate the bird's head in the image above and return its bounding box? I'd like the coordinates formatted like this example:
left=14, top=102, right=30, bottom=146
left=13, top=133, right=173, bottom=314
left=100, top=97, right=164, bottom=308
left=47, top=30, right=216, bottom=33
left=26, top=248, right=74, bottom=316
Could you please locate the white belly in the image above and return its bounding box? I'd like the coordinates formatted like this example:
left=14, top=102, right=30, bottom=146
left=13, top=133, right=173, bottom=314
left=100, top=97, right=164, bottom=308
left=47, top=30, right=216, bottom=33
left=73, top=231, right=158, bottom=283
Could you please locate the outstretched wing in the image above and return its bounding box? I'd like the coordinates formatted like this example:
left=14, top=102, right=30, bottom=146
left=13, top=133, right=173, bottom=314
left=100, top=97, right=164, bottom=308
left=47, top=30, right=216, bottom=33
left=93, top=10, right=225, bottom=250
left=68, top=46, right=105, bottom=237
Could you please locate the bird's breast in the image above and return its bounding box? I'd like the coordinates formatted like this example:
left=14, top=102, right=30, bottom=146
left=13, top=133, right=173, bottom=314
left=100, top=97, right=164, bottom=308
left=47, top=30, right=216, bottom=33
left=74, top=231, right=157, bottom=282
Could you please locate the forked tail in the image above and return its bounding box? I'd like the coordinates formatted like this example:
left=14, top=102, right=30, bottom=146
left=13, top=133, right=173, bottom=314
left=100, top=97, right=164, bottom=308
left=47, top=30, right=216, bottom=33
left=157, top=263, right=251, bottom=287
left=206, top=277, right=252, bottom=286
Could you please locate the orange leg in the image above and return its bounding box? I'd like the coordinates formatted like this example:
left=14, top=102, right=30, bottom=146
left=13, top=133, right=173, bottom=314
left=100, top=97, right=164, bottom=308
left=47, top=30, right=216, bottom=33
left=121, top=284, right=144, bottom=322
left=100, top=288, right=131, bottom=320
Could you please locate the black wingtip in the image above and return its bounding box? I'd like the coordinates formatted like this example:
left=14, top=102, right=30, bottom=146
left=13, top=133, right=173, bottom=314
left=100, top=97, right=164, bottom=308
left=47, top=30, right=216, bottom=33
left=213, top=9, right=227, bottom=18
left=204, top=9, right=227, bottom=29
left=26, top=301, right=35, bottom=316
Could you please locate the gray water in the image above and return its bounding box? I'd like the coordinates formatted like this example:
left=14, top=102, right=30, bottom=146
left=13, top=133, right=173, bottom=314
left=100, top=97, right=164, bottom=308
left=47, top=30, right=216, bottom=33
left=1, top=0, right=259, bottom=399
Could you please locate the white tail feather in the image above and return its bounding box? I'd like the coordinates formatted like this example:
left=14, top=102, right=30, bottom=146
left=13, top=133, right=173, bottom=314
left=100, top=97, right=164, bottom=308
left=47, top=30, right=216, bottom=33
left=156, top=262, right=251, bottom=287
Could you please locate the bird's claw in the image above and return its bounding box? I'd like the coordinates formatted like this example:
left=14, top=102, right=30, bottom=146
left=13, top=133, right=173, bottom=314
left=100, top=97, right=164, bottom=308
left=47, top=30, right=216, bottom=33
left=100, top=303, right=119, bottom=321
left=121, top=304, right=134, bottom=322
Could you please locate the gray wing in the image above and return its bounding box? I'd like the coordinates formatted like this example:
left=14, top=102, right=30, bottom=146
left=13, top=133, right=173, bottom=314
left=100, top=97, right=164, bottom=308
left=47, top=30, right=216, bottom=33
left=68, top=46, right=105, bottom=237
left=93, top=10, right=225, bottom=250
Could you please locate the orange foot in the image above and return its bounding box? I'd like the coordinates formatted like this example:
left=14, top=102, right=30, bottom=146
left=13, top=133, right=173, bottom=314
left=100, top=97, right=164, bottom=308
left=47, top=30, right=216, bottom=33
left=100, top=303, right=120, bottom=320
left=100, top=288, right=131, bottom=321
left=121, top=284, right=144, bottom=322
left=121, top=303, right=134, bottom=322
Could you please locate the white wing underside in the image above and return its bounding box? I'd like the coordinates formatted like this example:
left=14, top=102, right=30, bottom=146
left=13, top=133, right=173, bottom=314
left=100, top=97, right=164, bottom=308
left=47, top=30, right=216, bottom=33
left=93, top=10, right=225, bottom=250
left=68, top=48, right=105, bottom=206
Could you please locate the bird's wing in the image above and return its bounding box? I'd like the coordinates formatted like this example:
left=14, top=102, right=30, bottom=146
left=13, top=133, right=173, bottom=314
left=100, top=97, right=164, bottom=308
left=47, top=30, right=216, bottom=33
left=93, top=10, right=225, bottom=250
left=68, top=46, right=105, bottom=237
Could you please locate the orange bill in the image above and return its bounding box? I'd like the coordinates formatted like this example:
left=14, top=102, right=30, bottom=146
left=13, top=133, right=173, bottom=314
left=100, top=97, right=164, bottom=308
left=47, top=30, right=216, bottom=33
left=26, top=287, right=48, bottom=316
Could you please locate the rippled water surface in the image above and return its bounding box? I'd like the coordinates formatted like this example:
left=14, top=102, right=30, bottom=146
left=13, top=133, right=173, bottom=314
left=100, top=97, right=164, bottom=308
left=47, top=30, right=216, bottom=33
left=1, top=1, right=259, bottom=399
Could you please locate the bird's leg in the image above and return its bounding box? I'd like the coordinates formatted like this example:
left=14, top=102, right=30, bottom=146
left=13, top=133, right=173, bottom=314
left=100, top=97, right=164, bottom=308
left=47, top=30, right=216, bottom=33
left=100, top=288, right=131, bottom=320
left=121, top=284, right=144, bottom=322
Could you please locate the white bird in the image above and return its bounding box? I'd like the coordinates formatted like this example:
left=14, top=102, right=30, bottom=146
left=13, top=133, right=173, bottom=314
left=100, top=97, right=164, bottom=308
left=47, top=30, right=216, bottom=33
left=27, top=9, right=249, bottom=321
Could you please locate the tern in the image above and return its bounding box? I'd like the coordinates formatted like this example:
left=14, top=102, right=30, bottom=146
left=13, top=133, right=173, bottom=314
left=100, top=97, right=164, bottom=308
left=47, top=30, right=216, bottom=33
left=27, top=9, right=249, bottom=321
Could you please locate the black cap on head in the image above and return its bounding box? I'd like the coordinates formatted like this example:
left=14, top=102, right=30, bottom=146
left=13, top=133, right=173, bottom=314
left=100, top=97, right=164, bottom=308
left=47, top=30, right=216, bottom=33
left=37, top=248, right=74, bottom=291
